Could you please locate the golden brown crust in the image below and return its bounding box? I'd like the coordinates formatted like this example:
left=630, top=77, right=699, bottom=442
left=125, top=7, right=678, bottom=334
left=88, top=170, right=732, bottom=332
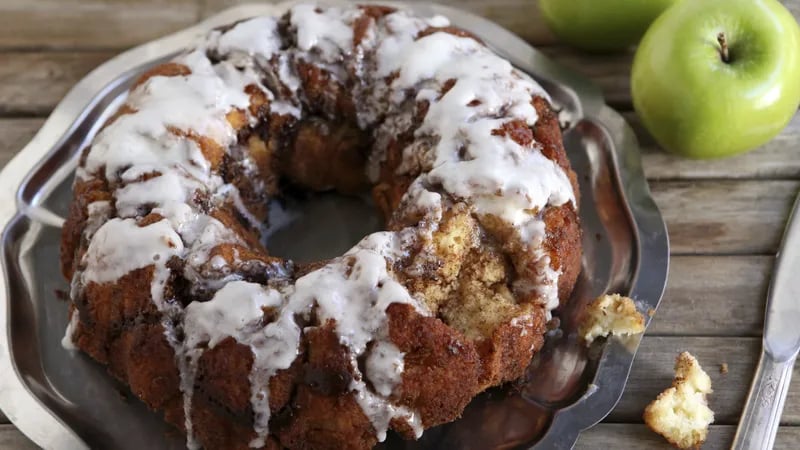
left=387, top=303, right=482, bottom=430
left=60, top=177, right=112, bottom=280
left=276, top=324, right=377, bottom=450
left=543, top=205, right=582, bottom=303
left=532, top=96, right=580, bottom=200
left=108, top=322, right=183, bottom=414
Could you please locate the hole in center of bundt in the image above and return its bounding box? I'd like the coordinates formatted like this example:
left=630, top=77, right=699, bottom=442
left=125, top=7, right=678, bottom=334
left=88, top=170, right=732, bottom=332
left=264, top=192, right=383, bottom=263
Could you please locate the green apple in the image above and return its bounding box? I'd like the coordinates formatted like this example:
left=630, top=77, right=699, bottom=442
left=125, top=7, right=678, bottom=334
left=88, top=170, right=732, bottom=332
left=539, top=0, right=678, bottom=52
left=632, top=0, right=800, bottom=159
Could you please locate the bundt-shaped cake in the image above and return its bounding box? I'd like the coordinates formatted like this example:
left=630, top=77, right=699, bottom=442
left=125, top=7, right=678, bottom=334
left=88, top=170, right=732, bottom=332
left=59, top=4, right=582, bottom=449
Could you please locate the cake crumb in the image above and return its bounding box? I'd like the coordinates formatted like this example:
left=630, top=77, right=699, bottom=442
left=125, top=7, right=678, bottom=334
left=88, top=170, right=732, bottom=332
left=579, top=294, right=645, bottom=345
left=720, top=363, right=728, bottom=375
left=644, top=352, right=715, bottom=449
left=648, top=308, right=656, bottom=318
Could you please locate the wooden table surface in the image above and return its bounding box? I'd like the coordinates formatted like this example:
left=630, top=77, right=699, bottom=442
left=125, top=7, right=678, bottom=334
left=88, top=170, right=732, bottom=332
left=2, top=1, right=800, bottom=449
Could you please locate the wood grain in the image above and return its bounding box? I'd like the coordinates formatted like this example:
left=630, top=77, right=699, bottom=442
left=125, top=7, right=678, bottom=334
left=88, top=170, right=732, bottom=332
left=0, top=119, right=45, bottom=166
left=0, top=425, right=36, bottom=450
left=606, top=336, right=800, bottom=425
left=0, top=423, right=800, bottom=450
left=633, top=113, right=800, bottom=181
left=650, top=256, right=771, bottom=337
left=0, top=52, right=114, bottom=116
left=539, top=46, right=633, bottom=107
left=2, top=422, right=799, bottom=450
left=576, top=424, right=800, bottom=450
left=651, top=180, right=799, bottom=255
left=0, top=0, right=198, bottom=50
left=0, top=423, right=799, bottom=450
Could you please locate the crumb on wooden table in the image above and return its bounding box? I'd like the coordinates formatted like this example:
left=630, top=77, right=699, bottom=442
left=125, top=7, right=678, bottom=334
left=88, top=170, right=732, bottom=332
left=644, top=352, right=715, bottom=449
left=719, top=363, right=728, bottom=375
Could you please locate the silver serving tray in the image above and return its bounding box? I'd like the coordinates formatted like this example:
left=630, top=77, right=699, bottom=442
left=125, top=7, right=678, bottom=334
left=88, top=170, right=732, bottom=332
left=0, top=2, right=669, bottom=449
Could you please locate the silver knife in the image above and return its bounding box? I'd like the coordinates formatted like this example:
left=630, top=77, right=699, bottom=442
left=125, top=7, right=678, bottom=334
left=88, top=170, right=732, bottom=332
left=733, top=191, right=800, bottom=449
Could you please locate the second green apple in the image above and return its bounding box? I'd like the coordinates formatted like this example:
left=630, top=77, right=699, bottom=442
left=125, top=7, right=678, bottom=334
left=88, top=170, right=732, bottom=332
left=539, top=0, right=677, bottom=51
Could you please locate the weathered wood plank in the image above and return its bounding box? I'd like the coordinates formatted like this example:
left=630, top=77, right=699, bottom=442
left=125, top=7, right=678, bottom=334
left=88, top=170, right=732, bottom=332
left=607, top=336, right=800, bottom=425
left=538, top=46, right=633, bottom=107
left=576, top=424, right=800, bottom=450
left=0, top=119, right=45, bottom=167
left=650, top=255, right=771, bottom=337
left=782, top=0, right=800, bottom=23
left=633, top=113, right=800, bottom=181
left=651, top=180, right=799, bottom=255
left=8, top=420, right=800, bottom=450
left=200, top=0, right=556, bottom=45
left=0, top=425, right=37, bottom=450
left=2, top=420, right=800, bottom=450
left=0, top=0, right=198, bottom=50
left=0, top=52, right=114, bottom=116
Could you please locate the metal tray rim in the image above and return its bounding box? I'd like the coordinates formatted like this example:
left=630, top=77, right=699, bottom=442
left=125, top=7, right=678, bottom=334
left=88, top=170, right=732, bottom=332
left=0, top=3, right=670, bottom=449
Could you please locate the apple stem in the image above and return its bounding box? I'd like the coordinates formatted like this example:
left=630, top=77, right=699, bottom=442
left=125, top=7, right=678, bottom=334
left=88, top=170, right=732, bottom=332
left=717, top=32, right=730, bottom=63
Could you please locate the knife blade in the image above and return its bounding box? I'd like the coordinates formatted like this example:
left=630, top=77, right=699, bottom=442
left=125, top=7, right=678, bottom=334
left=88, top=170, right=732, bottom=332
left=733, top=190, right=800, bottom=449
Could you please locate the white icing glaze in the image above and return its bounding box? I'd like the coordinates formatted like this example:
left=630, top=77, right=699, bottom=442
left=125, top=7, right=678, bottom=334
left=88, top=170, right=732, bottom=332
left=210, top=17, right=281, bottom=60
left=389, top=31, right=574, bottom=222
left=351, top=375, right=423, bottom=441
left=184, top=281, right=299, bottom=447
left=290, top=4, right=358, bottom=60
left=374, top=12, right=449, bottom=79
left=67, top=3, right=579, bottom=447
left=270, top=100, right=301, bottom=117
left=366, top=341, right=404, bottom=397
left=184, top=281, right=284, bottom=348
left=81, top=54, right=243, bottom=185
left=103, top=221, right=180, bottom=318
left=114, top=171, right=198, bottom=218
left=216, top=183, right=267, bottom=234
left=83, top=200, right=112, bottom=238
left=277, top=53, right=302, bottom=94
left=61, top=309, right=80, bottom=351
left=294, top=233, right=421, bottom=354
left=82, top=218, right=182, bottom=284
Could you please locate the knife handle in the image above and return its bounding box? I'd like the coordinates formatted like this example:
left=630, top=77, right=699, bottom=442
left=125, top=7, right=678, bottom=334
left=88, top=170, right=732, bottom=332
left=732, top=349, right=796, bottom=450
